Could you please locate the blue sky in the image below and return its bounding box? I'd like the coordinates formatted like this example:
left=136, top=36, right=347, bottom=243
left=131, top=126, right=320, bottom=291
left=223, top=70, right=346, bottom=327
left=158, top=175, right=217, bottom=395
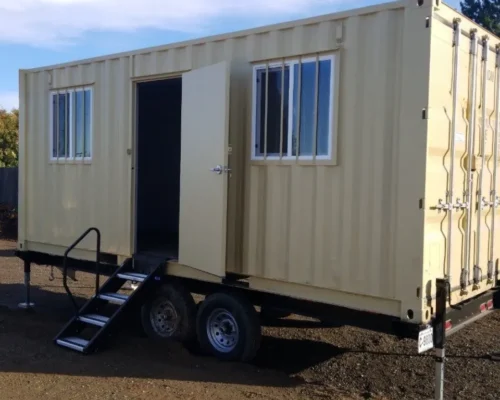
left=0, top=0, right=461, bottom=111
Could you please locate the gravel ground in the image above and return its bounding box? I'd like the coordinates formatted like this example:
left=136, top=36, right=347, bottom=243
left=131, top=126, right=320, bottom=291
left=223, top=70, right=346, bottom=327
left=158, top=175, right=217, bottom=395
left=0, top=239, right=499, bottom=400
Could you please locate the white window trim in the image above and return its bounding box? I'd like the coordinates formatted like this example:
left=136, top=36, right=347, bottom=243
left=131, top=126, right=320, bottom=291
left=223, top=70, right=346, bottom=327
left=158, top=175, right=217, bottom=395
left=251, top=54, right=336, bottom=162
left=49, top=89, right=71, bottom=162
left=49, top=86, right=93, bottom=162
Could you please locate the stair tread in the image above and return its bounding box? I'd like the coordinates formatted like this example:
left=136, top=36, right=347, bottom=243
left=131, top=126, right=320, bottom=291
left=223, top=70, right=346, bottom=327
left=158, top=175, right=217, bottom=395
left=58, top=336, right=89, bottom=347
left=79, top=314, right=109, bottom=326
left=99, top=292, right=129, bottom=299
left=117, top=272, right=148, bottom=281
left=98, top=292, right=129, bottom=304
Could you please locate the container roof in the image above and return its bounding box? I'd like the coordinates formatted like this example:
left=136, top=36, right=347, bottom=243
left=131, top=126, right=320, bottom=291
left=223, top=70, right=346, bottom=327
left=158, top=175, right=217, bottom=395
left=24, top=0, right=487, bottom=73
left=25, top=0, right=406, bottom=72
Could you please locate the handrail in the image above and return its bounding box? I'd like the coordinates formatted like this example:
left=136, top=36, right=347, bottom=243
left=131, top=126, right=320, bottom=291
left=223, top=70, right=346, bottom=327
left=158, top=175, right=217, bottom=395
left=63, top=227, right=101, bottom=316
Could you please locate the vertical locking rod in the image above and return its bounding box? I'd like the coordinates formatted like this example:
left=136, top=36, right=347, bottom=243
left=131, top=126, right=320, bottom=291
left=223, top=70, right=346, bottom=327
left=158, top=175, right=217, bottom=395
left=445, top=19, right=461, bottom=282
left=489, top=45, right=500, bottom=282
left=463, top=29, right=479, bottom=292
left=474, top=36, right=489, bottom=288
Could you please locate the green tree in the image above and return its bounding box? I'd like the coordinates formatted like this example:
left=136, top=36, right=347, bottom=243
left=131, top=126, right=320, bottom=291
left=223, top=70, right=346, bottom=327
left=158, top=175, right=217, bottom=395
left=0, top=109, right=19, bottom=167
left=461, top=0, right=500, bottom=37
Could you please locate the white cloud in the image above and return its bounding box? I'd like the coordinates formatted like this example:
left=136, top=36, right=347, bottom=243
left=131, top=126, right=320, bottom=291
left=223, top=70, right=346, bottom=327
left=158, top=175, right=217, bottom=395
left=0, top=91, right=19, bottom=111
left=0, top=0, right=346, bottom=47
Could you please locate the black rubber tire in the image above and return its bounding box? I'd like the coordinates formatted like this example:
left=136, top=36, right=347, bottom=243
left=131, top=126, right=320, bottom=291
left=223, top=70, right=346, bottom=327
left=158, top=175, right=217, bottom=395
left=141, top=282, right=196, bottom=343
left=196, top=292, right=261, bottom=362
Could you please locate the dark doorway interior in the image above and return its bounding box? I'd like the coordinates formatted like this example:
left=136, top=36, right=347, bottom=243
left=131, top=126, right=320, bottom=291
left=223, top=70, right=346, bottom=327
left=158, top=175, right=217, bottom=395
left=136, top=78, right=182, bottom=257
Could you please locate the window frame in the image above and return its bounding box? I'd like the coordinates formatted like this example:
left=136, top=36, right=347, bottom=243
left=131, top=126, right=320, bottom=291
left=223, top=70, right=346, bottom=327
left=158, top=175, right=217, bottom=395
left=49, top=86, right=93, bottom=163
left=251, top=53, right=337, bottom=164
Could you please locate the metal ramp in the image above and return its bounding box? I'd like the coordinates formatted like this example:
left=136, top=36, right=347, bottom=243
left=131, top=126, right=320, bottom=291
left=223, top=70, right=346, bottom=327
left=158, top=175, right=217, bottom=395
left=54, top=228, right=165, bottom=354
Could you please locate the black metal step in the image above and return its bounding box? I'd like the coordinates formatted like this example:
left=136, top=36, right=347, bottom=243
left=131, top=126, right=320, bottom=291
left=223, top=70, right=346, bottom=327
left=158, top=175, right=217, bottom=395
left=56, top=337, right=89, bottom=352
left=78, top=313, right=109, bottom=327
left=117, top=272, right=148, bottom=283
left=55, top=254, right=167, bottom=355
left=98, top=292, right=129, bottom=305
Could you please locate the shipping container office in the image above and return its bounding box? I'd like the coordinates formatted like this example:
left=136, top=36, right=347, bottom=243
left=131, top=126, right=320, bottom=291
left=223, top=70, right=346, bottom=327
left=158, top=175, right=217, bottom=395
left=15, top=0, right=500, bottom=360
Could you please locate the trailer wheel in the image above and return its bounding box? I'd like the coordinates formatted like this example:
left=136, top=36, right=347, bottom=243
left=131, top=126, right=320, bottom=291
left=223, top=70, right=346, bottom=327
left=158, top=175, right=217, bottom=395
left=196, top=292, right=261, bottom=362
left=141, top=282, right=196, bottom=343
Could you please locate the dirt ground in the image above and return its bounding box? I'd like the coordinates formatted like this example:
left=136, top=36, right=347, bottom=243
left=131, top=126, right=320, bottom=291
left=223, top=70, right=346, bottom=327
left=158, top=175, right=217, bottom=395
left=0, top=240, right=499, bottom=400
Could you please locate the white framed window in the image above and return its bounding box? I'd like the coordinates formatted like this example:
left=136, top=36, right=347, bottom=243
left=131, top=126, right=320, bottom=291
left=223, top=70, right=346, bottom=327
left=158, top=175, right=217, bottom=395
left=251, top=54, right=335, bottom=161
left=50, top=86, right=93, bottom=161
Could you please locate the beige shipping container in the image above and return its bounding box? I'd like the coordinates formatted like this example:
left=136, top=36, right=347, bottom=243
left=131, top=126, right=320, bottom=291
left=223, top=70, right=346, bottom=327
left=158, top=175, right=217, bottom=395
left=16, top=0, right=500, bottom=346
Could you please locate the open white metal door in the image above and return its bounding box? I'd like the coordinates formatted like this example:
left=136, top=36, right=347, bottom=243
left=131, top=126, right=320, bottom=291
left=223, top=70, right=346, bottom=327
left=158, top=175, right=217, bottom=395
left=178, top=61, right=231, bottom=277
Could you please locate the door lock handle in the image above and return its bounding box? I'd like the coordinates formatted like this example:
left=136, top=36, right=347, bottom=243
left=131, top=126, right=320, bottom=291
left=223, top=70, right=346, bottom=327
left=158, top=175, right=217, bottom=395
left=210, top=165, right=223, bottom=175
left=210, top=165, right=231, bottom=175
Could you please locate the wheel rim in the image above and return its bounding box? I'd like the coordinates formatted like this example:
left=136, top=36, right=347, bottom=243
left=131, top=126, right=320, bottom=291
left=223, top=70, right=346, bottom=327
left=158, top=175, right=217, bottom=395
left=150, top=299, right=179, bottom=337
left=206, top=308, right=239, bottom=353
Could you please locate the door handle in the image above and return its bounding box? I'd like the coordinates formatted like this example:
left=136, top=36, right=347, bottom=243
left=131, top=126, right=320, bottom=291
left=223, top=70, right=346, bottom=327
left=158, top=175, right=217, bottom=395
left=210, top=165, right=223, bottom=175
left=210, top=165, right=231, bottom=175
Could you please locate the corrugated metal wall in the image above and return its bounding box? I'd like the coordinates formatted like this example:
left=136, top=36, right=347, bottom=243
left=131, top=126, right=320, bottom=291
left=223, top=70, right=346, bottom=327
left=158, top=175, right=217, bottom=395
left=20, top=0, right=442, bottom=315
left=23, top=58, right=132, bottom=255
left=425, top=4, right=500, bottom=306
left=242, top=8, right=408, bottom=300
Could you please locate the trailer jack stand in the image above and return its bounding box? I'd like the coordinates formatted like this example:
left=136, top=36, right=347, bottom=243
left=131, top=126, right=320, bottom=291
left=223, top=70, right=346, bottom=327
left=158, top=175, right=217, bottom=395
left=434, top=278, right=447, bottom=400
left=18, top=260, right=35, bottom=310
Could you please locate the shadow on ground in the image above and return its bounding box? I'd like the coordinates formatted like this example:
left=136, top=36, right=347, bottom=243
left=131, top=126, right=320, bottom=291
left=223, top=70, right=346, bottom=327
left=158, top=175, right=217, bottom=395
left=0, top=282, right=344, bottom=387
left=0, top=249, right=15, bottom=258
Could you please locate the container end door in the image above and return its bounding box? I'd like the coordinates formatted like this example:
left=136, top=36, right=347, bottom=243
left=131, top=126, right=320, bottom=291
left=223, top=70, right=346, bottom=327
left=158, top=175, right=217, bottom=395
left=178, top=61, right=230, bottom=277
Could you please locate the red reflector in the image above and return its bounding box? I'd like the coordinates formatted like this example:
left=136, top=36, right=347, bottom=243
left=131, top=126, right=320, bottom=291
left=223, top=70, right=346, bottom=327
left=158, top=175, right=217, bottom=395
left=445, top=320, right=452, bottom=331
left=487, top=300, right=494, bottom=310
left=480, top=303, right=487, bottom=313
